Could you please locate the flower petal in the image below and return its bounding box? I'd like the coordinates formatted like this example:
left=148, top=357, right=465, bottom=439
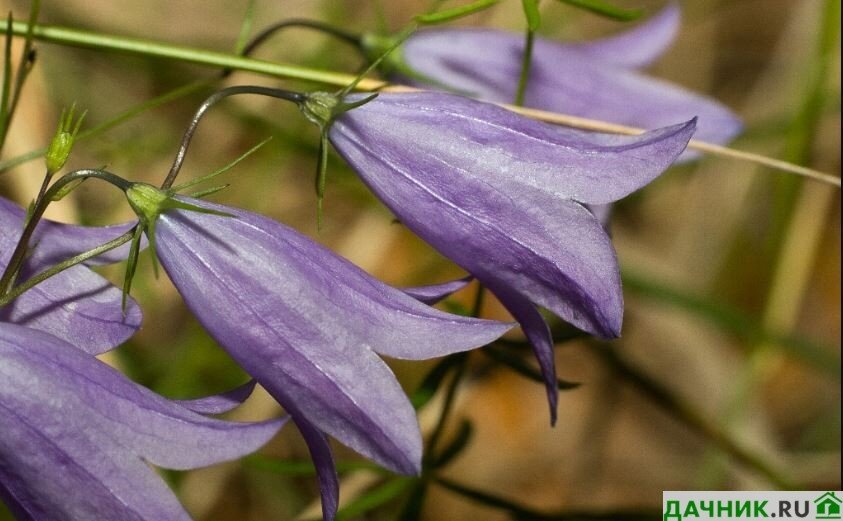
left=0, top=323, right=284, bottom=520
left=400, top=28, right=739, bottom=149
left=0, top=196, right=139, bottom=267
left=330, top=116, right=624, bottom=338
left=155, top=201, right=504, bottom=472
left=486, top=283, right=559, bottom=424
left=401, top=275, right=473, bottom=304
left=0, top=323, right=285, bottom=471
left=174, top=379, right=258, bottom=415
left=294, top=415, right=339, bottom=521
left=0, top=407, right=190, bottom=521
left=0, top=199, right=142, bottom=354
left=567, top=2, right=680, bottom=69
left=335, top=93, right=695, bottom=205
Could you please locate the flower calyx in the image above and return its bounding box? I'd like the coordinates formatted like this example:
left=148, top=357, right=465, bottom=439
left=299, top=91, right=378, bottom=230
left=122, top=183, right=231, bottom=310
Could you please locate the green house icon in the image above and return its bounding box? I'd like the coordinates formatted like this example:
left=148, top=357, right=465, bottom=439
left=815, top=491, right=842, bottom=520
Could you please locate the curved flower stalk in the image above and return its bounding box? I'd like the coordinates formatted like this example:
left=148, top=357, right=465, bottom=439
left=325, top=90, right=696, bottom=425
left=124, top=185, right=512, bottom=520
left=382, top=2, right=741, bottom=149
left=0, top=196, right=141, bottom=354
left=0, top=322, right=285, bottom=520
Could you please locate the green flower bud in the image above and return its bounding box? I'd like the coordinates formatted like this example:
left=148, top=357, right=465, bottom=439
left=45, top=105, right=86, bottom=174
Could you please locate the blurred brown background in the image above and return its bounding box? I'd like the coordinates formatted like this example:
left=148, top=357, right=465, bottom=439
left=0, top=0, right=840, bottom=519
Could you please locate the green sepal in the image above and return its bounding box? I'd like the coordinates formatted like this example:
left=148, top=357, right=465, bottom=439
left=171, top=136, right=271, bottom=193
left=189, top=184, right=230, bottom=199
left=553, top=0, right=643, bottom=21
left=122, top=224, right=144, bottom=313
left=49, top=178, right=85, bottom=202
left=415, top=0, right=500, bottom=25
left=334, top=92, right=379, bottom=115
left=124, top=182, right=234, bottom=286
left=300, top=92, right=378, bottom=230
left=315, top=131, right=328, bottom=231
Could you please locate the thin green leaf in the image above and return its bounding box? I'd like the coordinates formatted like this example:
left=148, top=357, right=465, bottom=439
left=397, top=482, right=427, bottom=521
left=436, top=477, right=661, bottom=520
left=484, top=344, right=580, bottom=389
left=554, top=0, right=643, bottom=21
left=336, top=478, right=414, bottom=521
left=432, top=420, right=473, bottom=468
left=233, top=0, right=257, bottom=55
left=415, top=0, right=500, bottom=25
left=0, top=14, right=14, bottom=144
left=0, top=80, right=210, bottom=175
left=411, top=355, right=463, bottom=410
left=592, top=341, right=795, bottom=489
left=622, top=269, right=840, bottom=378
left=0, top=0, right=41, bottom=153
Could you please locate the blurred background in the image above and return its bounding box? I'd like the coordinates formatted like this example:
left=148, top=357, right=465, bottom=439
left=0, top=0, right=839, bottom=519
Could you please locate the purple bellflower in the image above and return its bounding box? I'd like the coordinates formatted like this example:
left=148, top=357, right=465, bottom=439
left=319, top=90, right=696, bottom=425
left=124, top=185, right=513, bottom=520
left=0, top=321, right=285, bottom=520
left=0, top=196, right=141, bottom=354
left=0, top=197, right=282, bottom=518
left=377, top=2, right=741, bottom=149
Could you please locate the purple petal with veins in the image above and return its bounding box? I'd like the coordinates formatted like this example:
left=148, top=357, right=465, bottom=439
left=0, top=322, right=284, bottom=520
left=0, top=197, right=141, bottom=354
left=329, top=91, right=694, bottom=421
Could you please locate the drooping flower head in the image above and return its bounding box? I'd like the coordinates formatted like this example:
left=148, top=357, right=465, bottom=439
left=366, top=2, right=740, bottom=150
left=124, top=185, right=513, bottom=520
left=0, top=321, right=284, bottom=520
left=318, top=90, right=696, bottom=424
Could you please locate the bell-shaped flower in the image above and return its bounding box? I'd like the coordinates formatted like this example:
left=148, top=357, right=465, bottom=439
left=123, top=184, right=512, bottom=520
left=324, top=90, right=696, bottom=425
left=382, top=2, right=740, bottom=148
left=0, top=196, right=141, bottom=354
left=0, top=321, right=284, bottom=520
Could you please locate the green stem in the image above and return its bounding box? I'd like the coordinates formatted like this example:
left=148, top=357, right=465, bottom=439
left=4, top=21, right=362, bottom=89
left=0, top=228, right=135, bottom=308
left=424, top=353, right=468, bottom=464
left=514, top=28, right=535, bottom=106
left=160, top=85, right=304, bottom=190
left=241, top=19, right=362, bottom=57
left=436, top=477, right=659, bottom=520
left=0, top=168, right=130, bottom=298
